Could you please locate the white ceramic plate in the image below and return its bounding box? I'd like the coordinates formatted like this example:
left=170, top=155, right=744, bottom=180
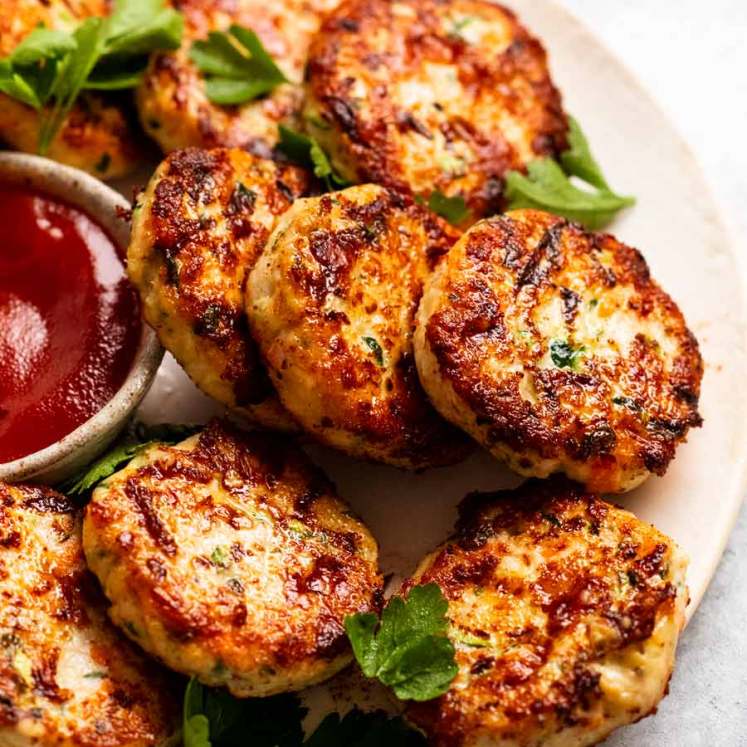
left=116, top=0, right=747, bottom=722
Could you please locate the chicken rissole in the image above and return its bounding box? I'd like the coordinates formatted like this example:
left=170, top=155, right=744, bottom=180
left=82, top=419, right=383, bottom=697
left=415, top=209, right=702, bottom=492
left=404, top=478, right=688, bottom=747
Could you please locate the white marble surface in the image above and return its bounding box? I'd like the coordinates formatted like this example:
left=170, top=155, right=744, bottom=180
left=554, top=2, right=747, bottom=744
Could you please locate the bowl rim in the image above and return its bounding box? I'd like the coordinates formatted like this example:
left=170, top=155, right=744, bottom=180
left=0, top=151, right=163, bottom=482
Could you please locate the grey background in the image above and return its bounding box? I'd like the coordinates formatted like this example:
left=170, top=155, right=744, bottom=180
left=555, top=2, right=747, bottom=745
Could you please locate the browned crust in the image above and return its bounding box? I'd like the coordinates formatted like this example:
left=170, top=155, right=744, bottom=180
left=138, top=147, right=310, bottom=410
left=306, top=0, right=568, bottom=217
left=422, top=211, right=703, bottom=488
left=84, top=419, right=383, bottom=674
left=0, top=482, right=179, bottom=746
left=405, top=477, right=684, bottom=746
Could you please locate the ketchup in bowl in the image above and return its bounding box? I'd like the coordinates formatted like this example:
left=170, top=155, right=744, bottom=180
left=0, top=184, right=141, bottom=464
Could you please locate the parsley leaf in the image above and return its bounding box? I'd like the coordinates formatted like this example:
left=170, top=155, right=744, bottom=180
left=183, top=678, right=306, bottom=747
left=277, top=125, right=350, bottom=190
left=0, top=0, right=182, bottom=154
left=505, top=116, right=635, bottom=229
left=184, top=712, right=210, bottom=747
left=183, top=678, right=425, bottom=747
left=83, top=670, right=108, bottom=678
left=549, top=339, right=585, bottom=370
left=38, top=17, right=107, bottom=154
left=62, top=438, right=155, bottom=496
left=84, top=55, right=153, bottom=90
left=362, top=336, right=384, bottom=367
left=61, top=421, right=198, bottom=495
left=560, top=115, right=611, bottom=191
left=505, top=159, right=634, bottom=230
left=345, top=583, right=458, bottom=701
left=102, top=0, right=184, bottom=57
left=0, top=28, right=76, bottom=111
left=183, top=679, right=214, bottom=747
left=416, top=191, right=470, bottom=225
left=11, top=27, right=77, bottom=66
left=210, top=546, right=230, bottom=568
left=0, top=62, right=43, bottom=108
left=451, top=631, right=490, bottom=648
left=277, top=125, right=315, bottom=164
left=190, top=25, right=287, bottom=105
left=425, top=190, right=470, bottom=225
left=133, top=422, right=200, bottom=443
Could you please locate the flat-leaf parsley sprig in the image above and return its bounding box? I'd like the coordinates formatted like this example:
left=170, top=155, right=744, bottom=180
left=61, top=422, right=198, bottom=496
left=182, top=678, right=426, bottom=747
left=345, top=582, right=458, bottom=702
left=277, top=124, right=351, bottom=191
left=415, top=190, right=471, bottom=226
left=183, top=678, right=305, bottom=747
left=505, top=115, right=635, bottom=229
left=189, top=25, right=288, bottom=105
left=0, top=0, right=183, bottom=154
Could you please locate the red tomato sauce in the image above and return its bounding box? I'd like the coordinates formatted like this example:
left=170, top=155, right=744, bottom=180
left=0, top=184, right=141, bottom=464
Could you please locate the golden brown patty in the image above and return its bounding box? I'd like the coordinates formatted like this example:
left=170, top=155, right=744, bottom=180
left=82, top=419, right=383, bottom=697
left=247, top=184, right=472, bottom=469
left=0, top=1, right=143, bottom=179
left=128, top=147, right=312, bottom=429
left=136, top=0, right=342, bottom=154
left=414, top=210, right=703, bottom=493
left=0, top=482, right=179, bottom=747
left=304, top=0, right=568, bottom=221
left=405, top=478, right=688, bottom=747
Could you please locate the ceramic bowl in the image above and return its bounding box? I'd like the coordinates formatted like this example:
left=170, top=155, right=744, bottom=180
left=0, top=152, right=163, bottom=484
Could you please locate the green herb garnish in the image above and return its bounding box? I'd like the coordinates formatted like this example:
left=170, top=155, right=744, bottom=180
left=182, top=679, right=424, bottom=747
left=549, top=339, right=585, bottom=370
left=277, top=125, right=350, bottom=190
left=210, top=546, right=230, bottom=568
left=0, top=0, right=183, bottom=154
left=286, top=519, right=315, bottom=540
left=505, top=116, right=634, bottom=229
left=94, top=152, right=111, bottom=172
left=183, top=678, right=306, bottom=747
left=0, top=28, right=75, bottom=108
left=560, top=116, right=614, bottom=190
left=304, top=112, right=331, bottom=131
left=425, top=190, right=470, bottom=225
left=190, top=24, right=287, bottom=105
left=96, top=0, right=184, bottom=58
left=62, top=440, right=156, bottom=496
left=133, top=422, right=200, bottom=443
left=345, top=582, right=458, bottom=702
left=449, top=16, right=476, bottom=39
left=451, top=631, right=490, bottom=648
left=612, top=395, right=640, bottom=411
left=61, top=422, right=198, bottom=496
left=362, top=336, right=384, bottom=367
